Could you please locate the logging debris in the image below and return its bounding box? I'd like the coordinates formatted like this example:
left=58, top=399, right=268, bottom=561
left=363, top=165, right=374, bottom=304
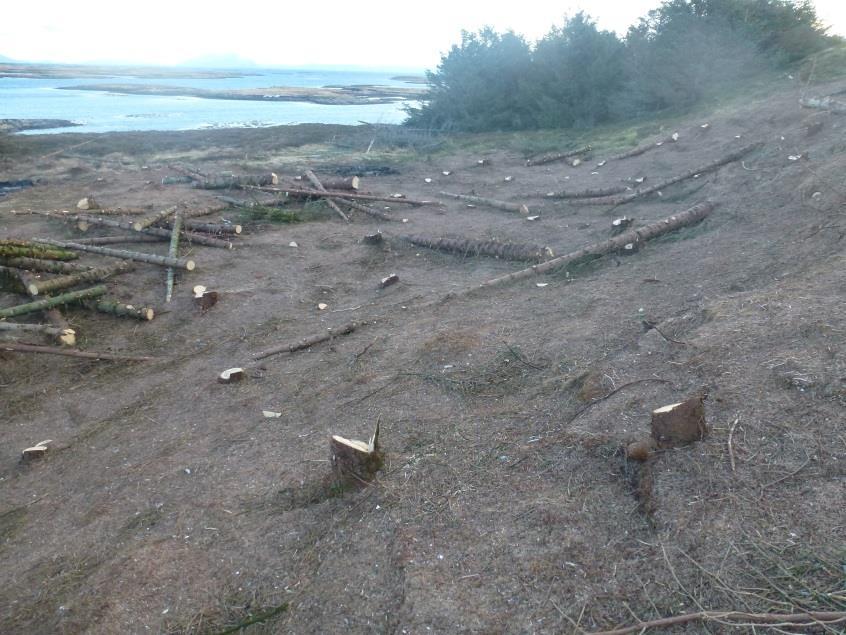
left=1, top=342, right=154, bottom=361
left=253, top=320, right=364, bottom=360
left=402, top=234, right=554, bottom=263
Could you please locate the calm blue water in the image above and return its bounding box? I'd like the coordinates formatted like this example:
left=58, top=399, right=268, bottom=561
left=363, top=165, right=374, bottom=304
left=0, top=68, right=420, bottom=134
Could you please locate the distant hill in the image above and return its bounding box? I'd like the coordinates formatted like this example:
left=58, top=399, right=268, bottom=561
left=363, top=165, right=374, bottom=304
left=180, top=54, right=258, bottom=69
left=0, top=54, right=18, bottom=62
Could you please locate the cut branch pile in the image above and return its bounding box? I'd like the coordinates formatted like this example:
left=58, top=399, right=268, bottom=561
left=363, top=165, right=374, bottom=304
left=402, top=234, right=554, bottom=262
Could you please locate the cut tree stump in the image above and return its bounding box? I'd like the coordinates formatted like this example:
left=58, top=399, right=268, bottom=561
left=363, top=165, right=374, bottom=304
left=253, top=320, right=363, bottom=360
left=218, top=367, right=245, bottom=383
left=650, top=395, right=707, bottom=449
left=32, top=238, right=196, bottom=270
left=439, top=191, right=530, bottom=215
left=1, top=342, right=153, bottom=361
left=330, top=420, right=384, bottom=485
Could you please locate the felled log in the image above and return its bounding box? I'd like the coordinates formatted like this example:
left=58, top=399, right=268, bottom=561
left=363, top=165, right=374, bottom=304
left=304, top=169, right=349, bottom=222
left=1, top=342, right=153, bottom=361
left=0, top=257, right=89, bottom=274
left=167, top=164, right=207, bottom=181
left=301, top=175, right=360, bottom=191
left=439, top=191, right=530, bottom=215
left=800, top=96, right=846, bottom=114
left=193, top=173, right=278, bottom=190
left=83, top=299, right=154, bottom=321
left=157, top=218, right=242, bottom=235
left=581, top=143, right=761, bottom=206
left=165, top=212, right=182, bottom=303
left=16, top=269, right=77, bottom=346
left=0, top=285, right=107, bottom=319
left=69, top=235, right=165, bottom=245
left=0, top=265, right=29, bottom=293
left=650, top=395, right=707, bottom=449
left=606, top=131, right=680, bottom=162
left=263, top=186, right=439, bottom=206
left=330, top=420, right=384, bottom=485
left=73, top=213, right=231, bottom=249
left=253, top=320, right=362, bottom=360
left=526, top=145, right=591, bottom=167
left=25, top=260, right=133, bottom=296
left=32, top=238, right=196, bottom=270
left=0, top=240, right=79, bottom=261
left=540, top=185, right=629, bottom=199
left=471, top=202, right=714, bottom=291
left=132, top=205, right=179, bottom=232
left=402, top=234, right=554, bottom=262
left=0, top=321, right=76, bottom=345
left=340, top=198, right=396, bottom=221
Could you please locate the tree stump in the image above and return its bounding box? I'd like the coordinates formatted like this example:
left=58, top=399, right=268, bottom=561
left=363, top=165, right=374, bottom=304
left=650, top=395, right=707, bottom=449
left=330, top=421, right=384, bottom=485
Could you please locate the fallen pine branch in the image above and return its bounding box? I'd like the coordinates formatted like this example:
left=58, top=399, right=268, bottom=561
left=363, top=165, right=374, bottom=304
left=132, top=205, right=179, bottom=232
left=468, top=201, right=714, bottom=291
left=439, top=191, right=530, bottom=215
left=581, top=143, right=761, bottom=206
left=526, top=145, right=591, bottom=167
left=588, top=609, right=846, bottom=635
left=253, top=320, right=365, bottom=360
left=0, top=342, right=154, bottom=362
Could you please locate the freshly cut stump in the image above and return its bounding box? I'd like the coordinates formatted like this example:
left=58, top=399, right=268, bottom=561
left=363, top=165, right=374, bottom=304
left=330, top=421, right=384, bottom=485
left=650, top=395, right=707, bottom=449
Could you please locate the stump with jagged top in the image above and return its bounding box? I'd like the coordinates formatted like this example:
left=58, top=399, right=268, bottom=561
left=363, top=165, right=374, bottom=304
left=330, top=421, right=384, bottom=486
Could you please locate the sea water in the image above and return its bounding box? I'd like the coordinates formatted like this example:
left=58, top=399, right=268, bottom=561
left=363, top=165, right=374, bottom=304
left=0, top=68, right=419, bottom=134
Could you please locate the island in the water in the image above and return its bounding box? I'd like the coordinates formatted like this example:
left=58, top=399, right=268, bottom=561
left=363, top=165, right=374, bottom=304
left=58, top=83, right=426, bottom=105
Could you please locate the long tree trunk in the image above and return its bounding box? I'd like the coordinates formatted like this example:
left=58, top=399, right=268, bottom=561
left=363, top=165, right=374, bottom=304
left=0, top=285, right=108, bottom=319
left=157, top=218, right=242, bottom=235
left=69, top=235, right=165, bottom=245
left=165, top=212, right=182, bottom=302
left=303, top=169, right=350, bottom=222
left=439, top=191, right=530, bottom=215
left=73, top=212, right=232, bottom=249
left=302, top=175, right=360, bottom=191
left=581, top=143, right=761, bottom=206
left=525, top=145, right=591, bottom=166
left=25, top=260, right=133, bottom=296
left=469, top=202, right=714, bottom=291
left=83, top=299, right=154, bottom=321
left=800, top=96, right=846, bottom=114
left=0, top=257, right=89, bottom=274
left=402, top=234, right=554, bottom=262
left=0, top=240, right=79, bottom=261
left=0, top=342, right=153, bottom=361
left=193, top=173, right=278, bottom=190
left=253, top=320, right=363, bottom=360
left=132, top=205, right=179, bottom=232
left=264, top=186, right=440, bottom=206
left=32, top=238, right=196, bottom=270
left=16, top=269, right=77, bottom=345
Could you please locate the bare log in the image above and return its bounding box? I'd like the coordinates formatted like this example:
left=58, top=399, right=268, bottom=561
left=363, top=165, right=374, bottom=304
left=800, top=96, right=846, bottom=114
left=581, top=143, right=761, bottom=206
left=0, top=240, right=79, bottom=261
left=588, top=610, right=846, bottom=635
left=32, top=238, right=196, bottom=270
left=253, top=320, right=363, bottom=360
left=83, top=299, right=154, bottom=321
left=402, top=234, right=554, bottom=262
left=302, top=175, right=360, bottom=191
left=330, top=420, right=384, bottom=485
left=165, top=212, right=182, bottom=303
left=0, top=321, right=75, bottom=344
left=193, top=173, right=278, bottom=190
left=73, top=213, right=231, bottom=249
left=525, top=145, right=591, bottom=166
left=439, top=191, right=530, bottom=215
left=539, top=185, right=629, bottom=199
left=260, top=186, right=440, bottom=206
left=25, top=261, right=133, bottom=296
left=0, top=257, right=89, bottom=274
left=304, top=169, right=350, bottom=222
left=471, top=202, right=714, bottom=291
left=69, top=235, right=165, bottom=245
left=132, top=205, right=179, bottom=231
left=0, top=285, right=107, bottom=319
left=0, top=342, right=153, bottom=361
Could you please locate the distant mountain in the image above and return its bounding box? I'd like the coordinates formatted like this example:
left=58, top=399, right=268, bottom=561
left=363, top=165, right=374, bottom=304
left=180, top=54, right=258, bottom=69
left=0, top=53, right=18, bottom=62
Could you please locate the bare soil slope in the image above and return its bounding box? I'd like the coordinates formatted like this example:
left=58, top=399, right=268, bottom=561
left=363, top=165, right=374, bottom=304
left=1, top=77, right=845, bottom=634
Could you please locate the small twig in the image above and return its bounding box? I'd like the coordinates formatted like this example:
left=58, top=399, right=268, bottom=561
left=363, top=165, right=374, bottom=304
left=588, top=610, right=846, bottom=635
left=1, top=342, right=154, bottom=361
left=728, top=416, right=740, bottom=473
left=760, top=452, right=812, bottom=491
left=565, top=378, right=675, bottom=425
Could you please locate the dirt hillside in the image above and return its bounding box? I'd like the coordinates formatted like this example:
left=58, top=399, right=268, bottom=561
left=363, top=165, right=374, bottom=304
left=1, top=76, right=845, bottom=634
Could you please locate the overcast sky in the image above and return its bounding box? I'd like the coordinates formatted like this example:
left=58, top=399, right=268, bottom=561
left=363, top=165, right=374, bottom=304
left=2, top=0, right=845, bottom=70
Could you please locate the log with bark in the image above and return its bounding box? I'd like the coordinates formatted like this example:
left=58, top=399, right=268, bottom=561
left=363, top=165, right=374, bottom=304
left=580, top=143, right=761, bottom=206
left=300, top=175, right=360, bottom=191
left=468, top=202, right=714, bottom=291
left=800, top=96, right=846, bottom=114
left=253, top=320, right=363, bottom=360
left=402, top=234, right=554, bottom=262
left=439, top=191, right=530, bottom=215
left=0, top=240, right=79, bottom=261
left=157, top=218, right=242, bottom=235
left=0, top=321, right=76, bottom=345
left=16, top=269, right=77, bottom=345
left=525, top=145, right=591, bottom=167
left=330, top=420, right=384, bottom=485
left=539, top=185, right=629, bottom=199
left=193, top=173, right=278, bottom=190
left=32, top=238, right=196, bottom=270
left=262, top=186, right=439, bottom=206
left=605, top=131, right=680, bottom=162
left=0, top=257, right=89, bottom=274
left=165, top=212, right=182, bottom=303
left=303, top=169, right=350, bottom=222
left=72, top=212, right=232, bottom=249
left=0, top=265, right=29, bottom=293
left=83, top=299, right=154, bottom=321
left=24, top=260, right=133, bottom=296
left=0, top=285, right=107, bottom=319
left=68, top=235, right=165, bottom=246
left=0, top=342, right=154, bottom=361
left=132, top=205, right=179, bottom=232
